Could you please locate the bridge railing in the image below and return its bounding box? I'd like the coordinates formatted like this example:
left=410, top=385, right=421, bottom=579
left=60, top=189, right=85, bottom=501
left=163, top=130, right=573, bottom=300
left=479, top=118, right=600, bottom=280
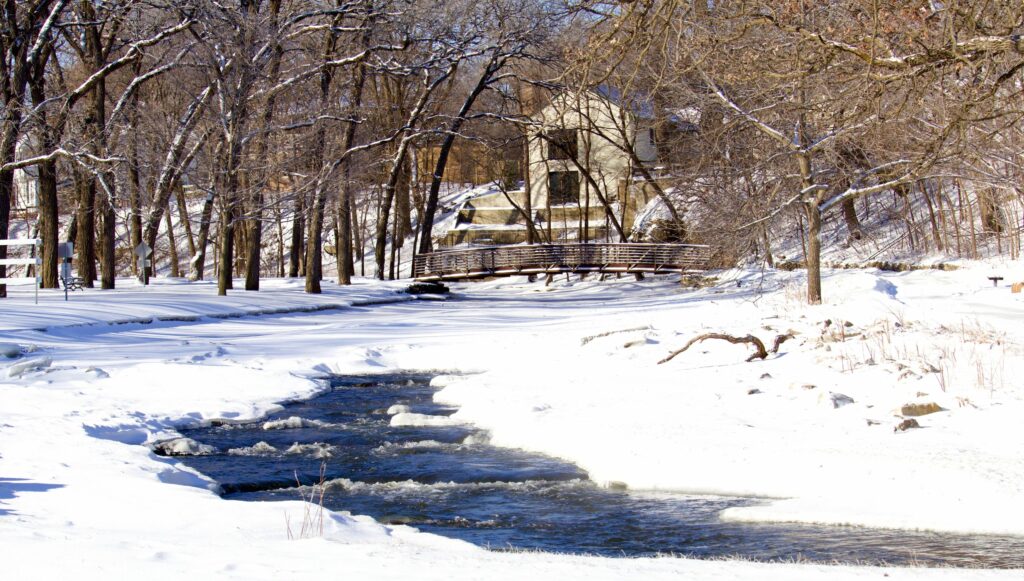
left=413, top=243, right=712, bottom=281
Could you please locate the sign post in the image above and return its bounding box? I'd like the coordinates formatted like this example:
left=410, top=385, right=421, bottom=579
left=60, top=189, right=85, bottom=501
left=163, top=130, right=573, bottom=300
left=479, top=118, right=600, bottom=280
left=58, top=242, right=74, bottom=302
left=134, top=242, right=153, bottom=286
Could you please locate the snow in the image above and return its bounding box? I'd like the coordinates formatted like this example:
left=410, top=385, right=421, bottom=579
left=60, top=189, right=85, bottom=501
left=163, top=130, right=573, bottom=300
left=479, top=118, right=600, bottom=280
left=1, top=265, right=1024, bottom=578
left=389, top=412, right=465, bottom=427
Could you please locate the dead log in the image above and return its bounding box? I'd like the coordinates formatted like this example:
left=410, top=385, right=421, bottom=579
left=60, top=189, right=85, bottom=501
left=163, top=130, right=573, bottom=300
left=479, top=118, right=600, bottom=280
left=659, top=331, right=796, bottom=364
left=658, top=333, right=769, bottom=364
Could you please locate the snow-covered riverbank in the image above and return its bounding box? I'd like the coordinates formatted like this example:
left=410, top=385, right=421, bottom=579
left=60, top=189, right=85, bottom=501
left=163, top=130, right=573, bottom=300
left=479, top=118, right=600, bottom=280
left=2, top=267, right=1022, bottom=579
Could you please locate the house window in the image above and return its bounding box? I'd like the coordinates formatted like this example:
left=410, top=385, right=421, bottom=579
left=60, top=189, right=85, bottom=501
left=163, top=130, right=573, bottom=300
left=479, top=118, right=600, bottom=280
left=546, top=129, right=577, bottom=161
left=548, top=171, right=579, bottom=206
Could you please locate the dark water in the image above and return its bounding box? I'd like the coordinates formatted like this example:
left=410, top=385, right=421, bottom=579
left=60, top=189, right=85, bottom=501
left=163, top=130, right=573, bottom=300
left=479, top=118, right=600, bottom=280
left=177, top=373, right=1024, bottom=567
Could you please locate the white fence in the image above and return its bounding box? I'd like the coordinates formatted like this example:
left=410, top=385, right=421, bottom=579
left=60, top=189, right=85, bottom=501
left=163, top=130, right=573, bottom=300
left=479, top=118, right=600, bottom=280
left=0, top=239, right=41, bottom=302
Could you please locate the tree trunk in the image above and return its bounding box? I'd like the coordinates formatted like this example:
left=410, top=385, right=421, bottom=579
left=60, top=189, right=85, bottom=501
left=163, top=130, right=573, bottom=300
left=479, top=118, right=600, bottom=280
left=289, top=194, right=304, bottom=277
left=190, top=191, right=216, bottom=280
left=841, top=198, right=864, bottom=241
left=805, top=201, right=823, bottom=305
left=177, top=186, right=196, bottom=258
left=165, top=200, right=180, bottom=277
left=74, top=169, right=97, bottom=286
left=217, top=202, right=235, bottom=295
left=98, top=175, right=117, bottom=289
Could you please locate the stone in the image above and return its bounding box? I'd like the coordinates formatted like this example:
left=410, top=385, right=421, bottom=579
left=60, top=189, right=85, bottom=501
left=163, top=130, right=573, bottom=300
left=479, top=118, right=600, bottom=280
left=900, top=402, right=944, bottom=417
left=747, top=388, right=762, bottom=395
left=760, top=373, right=772, bottom=380
left=607, top=481, right=629, bottom=491
left=894, top=418, right=921, bottom=432
left=404, top=282, right=449, bottom=295
left=151, top=437, right=216, bottom=456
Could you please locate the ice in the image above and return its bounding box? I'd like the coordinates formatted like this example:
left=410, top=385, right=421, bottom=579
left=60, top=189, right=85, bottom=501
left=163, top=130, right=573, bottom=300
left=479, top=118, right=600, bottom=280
left=386, top=404, right=412, bottom=415
left=390, top=413, right=465, bottom=427
left=284, top=442, right=337, bottom=458
left=7, top=356, right=53, bottom=378
left=0, top=342, right=22, bottom=358
left=227, top=441, right=279, bottom=456
left=262, top=416, right=333, bottom=430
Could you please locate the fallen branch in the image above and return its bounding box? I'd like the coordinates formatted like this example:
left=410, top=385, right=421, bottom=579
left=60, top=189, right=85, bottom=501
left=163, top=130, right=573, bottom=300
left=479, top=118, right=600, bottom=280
left=659, top=332, right=796, bottom=364
left=771, top=333, right=795, bottom=353
left=581, top=325, right=652, bottom=345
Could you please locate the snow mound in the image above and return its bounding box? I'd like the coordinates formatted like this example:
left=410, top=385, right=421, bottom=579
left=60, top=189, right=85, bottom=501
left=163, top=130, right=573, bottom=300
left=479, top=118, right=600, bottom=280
left=284, top=442, right=338, bottom=458
left=262, top=416, right=333, bottom=430
left=429, top=375, right=460, bottom=388
left=151, top=437, right=216, bottom=456
left=227, top=441, right=279, bottom=456
left=389, top=413, right=465, bottom=427
left=0, top=342, right=23, bottom=358
left=386, top=404, right=412, bottom=415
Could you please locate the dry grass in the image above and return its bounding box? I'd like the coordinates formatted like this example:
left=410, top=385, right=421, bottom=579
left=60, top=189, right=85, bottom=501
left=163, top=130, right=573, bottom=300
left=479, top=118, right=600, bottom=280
left=285, top=462, right=327, bottom=540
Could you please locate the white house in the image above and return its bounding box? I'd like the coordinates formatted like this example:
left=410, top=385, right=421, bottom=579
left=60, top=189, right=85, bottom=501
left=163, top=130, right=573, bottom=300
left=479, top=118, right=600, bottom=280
left=441, top=87, right=668, bottom=247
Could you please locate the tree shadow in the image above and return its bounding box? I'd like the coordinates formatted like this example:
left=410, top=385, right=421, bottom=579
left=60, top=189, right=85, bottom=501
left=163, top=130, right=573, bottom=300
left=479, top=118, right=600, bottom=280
left=0, top=477, right=64, bottom=515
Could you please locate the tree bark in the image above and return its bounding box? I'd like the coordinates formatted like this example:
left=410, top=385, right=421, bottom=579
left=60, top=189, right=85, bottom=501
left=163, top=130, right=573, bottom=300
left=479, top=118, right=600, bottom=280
left=164, top=200, right=180, bottom=277
left=244, top=0, right=283, bottom=291
left=289, top=194, right=304, bottom=278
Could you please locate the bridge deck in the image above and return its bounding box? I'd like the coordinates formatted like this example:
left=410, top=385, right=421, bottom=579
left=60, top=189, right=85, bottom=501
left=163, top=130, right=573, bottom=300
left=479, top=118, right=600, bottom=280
left=412, top=243, right=712, bottom=281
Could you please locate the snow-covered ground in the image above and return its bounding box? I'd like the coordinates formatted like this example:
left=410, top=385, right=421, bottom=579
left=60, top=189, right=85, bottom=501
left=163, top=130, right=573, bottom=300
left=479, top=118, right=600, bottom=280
left=2, top=265, right=1023, bottom=579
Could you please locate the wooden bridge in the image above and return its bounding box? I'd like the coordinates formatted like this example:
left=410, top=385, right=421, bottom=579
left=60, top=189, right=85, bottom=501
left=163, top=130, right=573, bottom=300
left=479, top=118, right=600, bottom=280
left=412, top=243, right=713, bottom=281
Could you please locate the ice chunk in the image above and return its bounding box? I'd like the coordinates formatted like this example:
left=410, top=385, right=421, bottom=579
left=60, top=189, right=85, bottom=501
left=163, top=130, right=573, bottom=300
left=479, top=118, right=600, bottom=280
left=284, top=442, right=337, bottom=458
left=262, top=416, right=331, bottom=430
left=390, top=413, right=464, bottom=427
left=228, top=441, right=278, bottom=456
left=7, top=357, right=53, bottom=378
left=386, top=404, right=411, bottom=415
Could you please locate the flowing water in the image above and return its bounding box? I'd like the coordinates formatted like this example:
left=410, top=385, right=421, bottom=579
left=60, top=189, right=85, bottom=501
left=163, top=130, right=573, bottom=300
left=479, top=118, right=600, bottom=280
left=177, top=373, right=1024, bottom=567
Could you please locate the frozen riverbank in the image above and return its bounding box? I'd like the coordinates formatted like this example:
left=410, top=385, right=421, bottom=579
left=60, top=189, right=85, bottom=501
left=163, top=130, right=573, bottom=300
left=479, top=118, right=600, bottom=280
left=1, top=268, right=1022, bottom=578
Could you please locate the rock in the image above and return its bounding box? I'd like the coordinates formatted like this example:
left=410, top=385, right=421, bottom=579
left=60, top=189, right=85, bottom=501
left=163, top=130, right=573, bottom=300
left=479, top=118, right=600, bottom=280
left=760, top=373, right=772, bottom=380
left=152, top=437, right=216, bottom=456
left=801, top=384, right=817, bottom=390
left=866, top=419, right=881, bottom=426
left=606, top=481, right=629, bottom=491
left=747, top=388, right=762, bottom=395
left=405, top=282, right=449, bottom=295
left=894, top=418, right=921, bottom=432
left=900, top=402, right=944, bottom=417
left=821, top=392, right=855, bottom=408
